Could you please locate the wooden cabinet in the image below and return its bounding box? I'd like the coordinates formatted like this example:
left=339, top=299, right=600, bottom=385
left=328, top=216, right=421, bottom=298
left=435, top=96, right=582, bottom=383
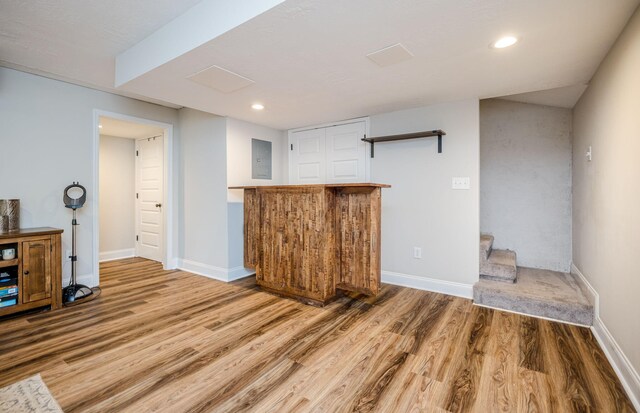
left=232, top=184, right=389, bottom=306
left=0, top=228, right=62, bottom=317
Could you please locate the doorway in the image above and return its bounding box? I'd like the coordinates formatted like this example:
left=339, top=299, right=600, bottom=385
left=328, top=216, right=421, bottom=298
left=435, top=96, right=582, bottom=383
left=92, top=110, right=174, bottom=286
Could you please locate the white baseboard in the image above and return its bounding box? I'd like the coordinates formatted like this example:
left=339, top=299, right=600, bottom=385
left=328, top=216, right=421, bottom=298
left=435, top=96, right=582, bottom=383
left=99, top=248, right=135, bottom=262
left=228, top=266, right=255, bottom=281
left=571, top=263, right=598, bottom=312
left=62, top=273, right=96, bottom=288
left=571, top=263, right=640, bottom=410
left=177, top=259, right=254, bottom=283
left=165, top=257, right=178, bottom=270
left=381, top=270, right=473, bottom=299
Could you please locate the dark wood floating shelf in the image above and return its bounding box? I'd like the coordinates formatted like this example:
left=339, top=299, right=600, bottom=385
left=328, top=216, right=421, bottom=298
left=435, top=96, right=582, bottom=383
left=361, top=129, right=447, bottom=157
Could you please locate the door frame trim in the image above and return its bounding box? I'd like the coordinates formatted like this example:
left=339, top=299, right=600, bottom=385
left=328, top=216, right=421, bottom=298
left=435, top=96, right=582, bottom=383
left=92, top=109, right=176, bottom=287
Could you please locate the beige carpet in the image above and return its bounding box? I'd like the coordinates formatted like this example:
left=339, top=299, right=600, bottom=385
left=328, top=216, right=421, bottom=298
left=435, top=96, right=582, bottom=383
left=473, top=266, right=594, bottom=325
left=0, top=374, right=62, bottom=413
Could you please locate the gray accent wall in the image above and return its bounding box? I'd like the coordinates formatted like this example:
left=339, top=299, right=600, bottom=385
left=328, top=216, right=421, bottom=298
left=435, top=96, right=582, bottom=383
left=480, top=99, right=572, bottom=272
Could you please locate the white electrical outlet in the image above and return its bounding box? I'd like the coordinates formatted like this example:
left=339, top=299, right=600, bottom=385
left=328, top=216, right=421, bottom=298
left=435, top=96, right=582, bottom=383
left=452, top=177, right=471, bottom=190
left=413, top=247, right=422, bottom=259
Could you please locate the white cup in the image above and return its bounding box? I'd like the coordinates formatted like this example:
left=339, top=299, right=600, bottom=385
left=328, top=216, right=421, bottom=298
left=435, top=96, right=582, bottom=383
left=2, top=248, right=15, bottom=260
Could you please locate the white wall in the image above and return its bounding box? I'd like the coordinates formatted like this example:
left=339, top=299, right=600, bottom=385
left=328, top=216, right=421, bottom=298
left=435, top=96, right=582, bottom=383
left=573, top=6, right=640, bottom=406
left=0, top=67, right=179, bottom=286
left=99, top=135, right=135, bottom=258
left=370, top=99, right=480, bottom=294
left=225, top=117, right=286, bottom=273
left=480, top=99, right=572, bottom=272
left=178, top=108, right=229, bottom=274
left=226, top=117, right=286, bottom=202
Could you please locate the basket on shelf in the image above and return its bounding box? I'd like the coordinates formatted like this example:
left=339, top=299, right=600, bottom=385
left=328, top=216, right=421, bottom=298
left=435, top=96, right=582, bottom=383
left=0, top=199, right=19, bottom=233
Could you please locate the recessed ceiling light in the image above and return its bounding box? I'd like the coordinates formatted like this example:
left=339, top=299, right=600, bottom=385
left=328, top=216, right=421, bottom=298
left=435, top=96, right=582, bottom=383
left=98, top=124, right=103, bottom=128
left=492, top=36, right=519, bottom=49
left=251, top=103, right=265, bottom=110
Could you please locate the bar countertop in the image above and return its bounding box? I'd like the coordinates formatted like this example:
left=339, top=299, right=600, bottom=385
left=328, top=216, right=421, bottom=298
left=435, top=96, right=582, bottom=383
left=228, top=183, right=391, bottom=190
left=0, top=227, right=64, bottom=240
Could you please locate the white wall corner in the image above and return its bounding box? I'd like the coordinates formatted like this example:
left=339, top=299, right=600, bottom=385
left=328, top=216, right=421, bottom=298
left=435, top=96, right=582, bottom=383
left=177, top=259, right=230, bottom=282
left=571, top=263, right=640, bottom=411
left=177, top=259, right=254, bottom=282
left=99, top=249, right=135, bottom=263
left=382, top=270, right=473, bottom=299
left=63, top=273, right=97, bottom=289
left=228, top=266, right=255, bottom=281
left=164, top=257, right=178, bottom=270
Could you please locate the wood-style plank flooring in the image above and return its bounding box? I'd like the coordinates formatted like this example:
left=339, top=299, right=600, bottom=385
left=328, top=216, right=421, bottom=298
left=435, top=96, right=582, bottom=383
left=0, top=258, right=634, bottom=412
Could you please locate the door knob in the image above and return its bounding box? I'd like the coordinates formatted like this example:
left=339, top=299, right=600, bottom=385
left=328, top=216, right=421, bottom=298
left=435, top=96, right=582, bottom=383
left=155, top=203, right=162, bottom=208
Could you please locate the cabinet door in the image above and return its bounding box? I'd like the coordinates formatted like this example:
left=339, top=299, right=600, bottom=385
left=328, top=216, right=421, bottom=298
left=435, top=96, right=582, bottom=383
left=22, top=239, right=52, bottom=303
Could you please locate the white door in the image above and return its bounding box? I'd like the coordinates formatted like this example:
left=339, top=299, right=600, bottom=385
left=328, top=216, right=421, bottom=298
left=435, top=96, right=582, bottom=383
left=325, top=122, right=367, bottom=183
left=135, top=136, right=164, bottom=262
left=289, top=128, right=326, bottom=184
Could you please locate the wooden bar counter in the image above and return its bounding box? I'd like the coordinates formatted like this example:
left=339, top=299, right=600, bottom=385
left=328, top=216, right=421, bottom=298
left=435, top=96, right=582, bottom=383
left=229, top=183, right=390, bottom=305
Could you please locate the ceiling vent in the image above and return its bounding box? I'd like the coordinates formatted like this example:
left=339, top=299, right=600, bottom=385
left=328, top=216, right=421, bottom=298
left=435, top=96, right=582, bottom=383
left=366, top=43, right=414, bottom=67
left=187, top=65, right=255, bottom=93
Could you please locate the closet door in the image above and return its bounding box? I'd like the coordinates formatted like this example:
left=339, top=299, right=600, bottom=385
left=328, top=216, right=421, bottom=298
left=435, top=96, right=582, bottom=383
left=289, top=128, right=326, bottom=184
left=325, top=122, right=367, bottom=183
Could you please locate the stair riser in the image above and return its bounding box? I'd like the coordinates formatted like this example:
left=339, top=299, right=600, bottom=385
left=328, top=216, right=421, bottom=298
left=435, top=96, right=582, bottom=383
left=473, top=289, right=593, bottom=326
left=480, top=262, right=516, bottom=282
left=480, top=273, right=516, bottom=283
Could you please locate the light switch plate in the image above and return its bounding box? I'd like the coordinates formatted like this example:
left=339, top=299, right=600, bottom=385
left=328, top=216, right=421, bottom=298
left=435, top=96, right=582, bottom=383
left=452, top=177, right=470, bottom=190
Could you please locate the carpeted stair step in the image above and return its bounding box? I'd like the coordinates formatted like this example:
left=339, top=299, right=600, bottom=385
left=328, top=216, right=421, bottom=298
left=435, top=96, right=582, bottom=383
left=480, top=234, right=494, bottom=261
left=473, top=267, right=594, bottom=326
left=480, top=249, right=517, bottom=282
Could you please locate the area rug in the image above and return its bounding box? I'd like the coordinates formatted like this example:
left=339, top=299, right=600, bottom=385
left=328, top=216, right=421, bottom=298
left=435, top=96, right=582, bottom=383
left=0, top=374, right=63, bottom=413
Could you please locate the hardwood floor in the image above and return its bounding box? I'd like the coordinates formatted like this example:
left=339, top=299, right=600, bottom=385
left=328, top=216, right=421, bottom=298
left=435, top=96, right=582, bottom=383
left=0, top=258, right=634, bottom=412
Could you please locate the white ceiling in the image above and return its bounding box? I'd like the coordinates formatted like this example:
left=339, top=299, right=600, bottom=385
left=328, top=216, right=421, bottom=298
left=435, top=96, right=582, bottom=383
left=99, top=117, right=163, bottom=140
left=0, top=0, right=201, bottom=88
left=2, top=0, right=639, bottom=130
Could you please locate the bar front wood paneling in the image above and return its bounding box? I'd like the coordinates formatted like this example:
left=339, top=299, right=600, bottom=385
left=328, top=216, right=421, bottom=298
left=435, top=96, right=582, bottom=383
left=243, top=188, right=260, bottom=269
left=230, top=183, right=390, bottom=305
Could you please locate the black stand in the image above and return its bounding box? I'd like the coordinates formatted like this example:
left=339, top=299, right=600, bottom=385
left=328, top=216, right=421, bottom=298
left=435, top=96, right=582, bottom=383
left=62, top=208, right=93, bottom=304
